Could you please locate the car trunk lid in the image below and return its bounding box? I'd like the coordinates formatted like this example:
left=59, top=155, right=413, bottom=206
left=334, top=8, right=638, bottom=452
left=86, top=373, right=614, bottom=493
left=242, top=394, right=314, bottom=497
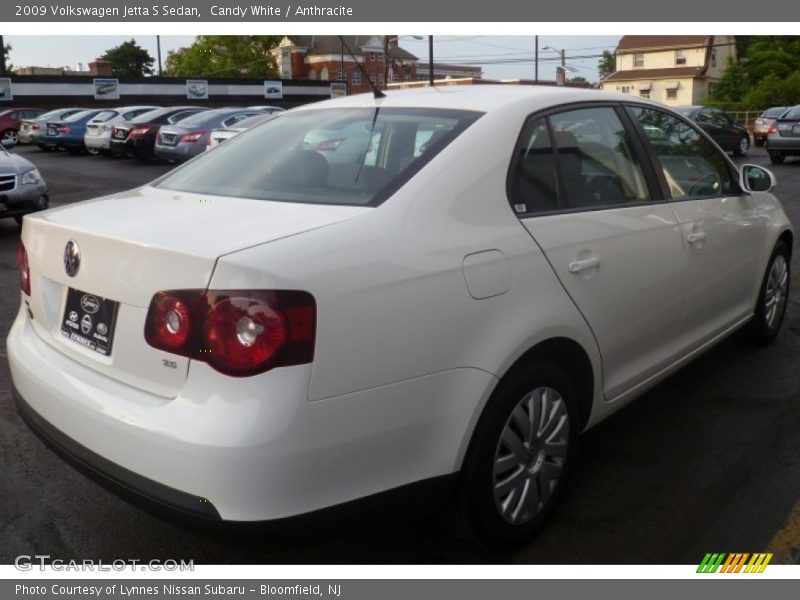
left=21, top=186, right=369, bottom=397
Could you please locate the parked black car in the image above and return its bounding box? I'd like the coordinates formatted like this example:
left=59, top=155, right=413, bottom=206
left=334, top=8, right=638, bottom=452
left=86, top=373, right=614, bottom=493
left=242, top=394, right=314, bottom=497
left=766, top=105, right=800, bottom=164
left=109, top=106, right=208, bottom=161
left=674, top=105, right=750, bottom=157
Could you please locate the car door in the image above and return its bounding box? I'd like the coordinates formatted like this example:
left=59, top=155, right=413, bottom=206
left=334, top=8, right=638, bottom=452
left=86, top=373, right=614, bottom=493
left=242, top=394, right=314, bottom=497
left=510, top=104, right=690, bottom=400
left=696, top=108, right=730, bottom=152
left=629, top=106, right=765, bottom=349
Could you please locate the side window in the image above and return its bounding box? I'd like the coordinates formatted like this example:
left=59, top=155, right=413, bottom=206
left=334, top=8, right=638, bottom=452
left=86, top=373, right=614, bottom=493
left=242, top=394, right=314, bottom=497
left=630, top=106, right=735, bottom=200
left=507, top=117, right=559, bottom=215
left=549, top=107, right=650, bottom=209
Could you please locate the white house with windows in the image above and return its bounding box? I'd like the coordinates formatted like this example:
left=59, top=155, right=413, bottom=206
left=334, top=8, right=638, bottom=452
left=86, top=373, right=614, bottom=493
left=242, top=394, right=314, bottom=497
left=600, top=35, right=736, bottom=105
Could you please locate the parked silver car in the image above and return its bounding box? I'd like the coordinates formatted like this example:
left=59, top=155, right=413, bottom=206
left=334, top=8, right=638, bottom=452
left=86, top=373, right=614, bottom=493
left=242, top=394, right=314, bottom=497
left=206, top=113, right=279, bottom=150
left=154, top=108, right=265, bottom=162
left=18, top=108, right=88, bottom=146
left=754, top=107, right=789, bottom=147
left=84, top=106, right=158, bottom=155
left=0, top=145, right=48, bottom=225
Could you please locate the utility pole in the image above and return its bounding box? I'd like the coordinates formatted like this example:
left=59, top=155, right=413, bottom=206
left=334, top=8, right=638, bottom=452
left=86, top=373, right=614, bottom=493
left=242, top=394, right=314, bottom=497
left=534, top=36, right=539, bottom=83
left=428, top=35, right=434, bottom=86
left=0, top=35, right=6, bottom=75
left=383, top=35, right=389, bottom=89
left=156, top=35, right=162, bottom=77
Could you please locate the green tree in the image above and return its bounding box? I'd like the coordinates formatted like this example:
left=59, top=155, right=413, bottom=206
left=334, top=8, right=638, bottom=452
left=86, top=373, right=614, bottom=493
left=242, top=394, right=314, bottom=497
left=164, top=36, right=281, bottom=78
left=101, top=39, right=154, bottom=77
left=0, top=40, right=12, bottom=75
left=710, top=36, right=800, bottom=109
left=598, top=50, right=616, bottom=80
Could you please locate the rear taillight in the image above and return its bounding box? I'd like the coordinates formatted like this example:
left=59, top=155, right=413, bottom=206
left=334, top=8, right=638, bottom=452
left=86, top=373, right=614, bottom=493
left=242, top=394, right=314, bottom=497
left=768, top=123, right=778, bottom=134
left=180, top=131, right=205, bottom=143
left=316, top=138, right=345, bottom=151
left=145, top=289, right=316, bottom=377
left=129, top=127, right=151, bottom=137
left=17, top=241, right=30, bottom=296
left=31, top=123, right=40, bottom=131
left=57, top=125, right=70, bottom=134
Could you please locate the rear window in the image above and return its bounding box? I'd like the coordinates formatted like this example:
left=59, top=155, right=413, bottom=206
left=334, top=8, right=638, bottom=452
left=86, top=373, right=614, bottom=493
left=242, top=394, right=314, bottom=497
left=763, top=107, right=788, bottom=118
left=673, top=106, right=696, bottom=117
left=174, top=110, right=230, bottom=128
left=155, top=107, right=482, bottom=207
left=130, top=108, right=170, bottom=123
left=784, top=107, right=800, bottom=119
left=90, top=110, right=118, bottom=122
left=63, top=110, right=96, bottom=122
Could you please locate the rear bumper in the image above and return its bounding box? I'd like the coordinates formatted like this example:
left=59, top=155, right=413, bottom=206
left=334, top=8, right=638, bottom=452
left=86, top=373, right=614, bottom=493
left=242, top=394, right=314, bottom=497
left=7, top=304, right=486, bottom=522
left=766, top=137, right=800, bottom=153
left=14, top=384, right=222, bottom=520
left=154, top=142, right=202, bottom=162
left=85, top=134, right=111, bottom=150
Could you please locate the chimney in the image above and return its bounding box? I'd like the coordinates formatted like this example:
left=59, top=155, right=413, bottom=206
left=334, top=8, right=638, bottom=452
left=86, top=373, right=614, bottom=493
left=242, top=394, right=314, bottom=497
left=88, top=59, right=113, bottom=77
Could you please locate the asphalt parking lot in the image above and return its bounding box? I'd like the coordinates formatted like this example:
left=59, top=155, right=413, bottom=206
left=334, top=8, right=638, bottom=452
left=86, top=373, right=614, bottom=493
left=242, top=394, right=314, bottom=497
left=2, top=144, right=800, bottom=565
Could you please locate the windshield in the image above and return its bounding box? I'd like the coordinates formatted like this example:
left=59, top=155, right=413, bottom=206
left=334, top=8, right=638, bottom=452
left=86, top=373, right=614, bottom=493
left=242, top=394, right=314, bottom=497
left=156, top=107, right=482, bottom=207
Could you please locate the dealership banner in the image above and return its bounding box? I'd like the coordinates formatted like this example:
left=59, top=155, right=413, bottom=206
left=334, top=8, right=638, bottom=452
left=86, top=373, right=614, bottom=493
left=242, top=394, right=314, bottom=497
left=4, top=0, right=800, bottom=21
left=4, top=579, right=800, bottom=599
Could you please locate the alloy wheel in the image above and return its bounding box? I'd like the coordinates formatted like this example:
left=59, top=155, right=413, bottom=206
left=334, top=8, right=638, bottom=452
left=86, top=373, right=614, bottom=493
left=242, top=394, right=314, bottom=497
left=765, top=253, right=789, bottom=331
left=492, top=386, right=570, bottom=525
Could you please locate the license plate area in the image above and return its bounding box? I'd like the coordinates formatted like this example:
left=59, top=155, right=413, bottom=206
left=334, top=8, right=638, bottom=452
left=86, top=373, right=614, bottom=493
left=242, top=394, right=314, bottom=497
left=60, top=288, right=120, bottom=356
left=793, top=125, right=800, bottom=136
left=114, top=129, right=127, bottom=139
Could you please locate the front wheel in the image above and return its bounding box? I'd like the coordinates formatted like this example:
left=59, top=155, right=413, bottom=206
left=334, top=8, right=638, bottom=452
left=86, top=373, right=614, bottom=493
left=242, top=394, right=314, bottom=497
left=453, top=361, right=578, bottom=548
left=746, top=240, right=790, bottom=345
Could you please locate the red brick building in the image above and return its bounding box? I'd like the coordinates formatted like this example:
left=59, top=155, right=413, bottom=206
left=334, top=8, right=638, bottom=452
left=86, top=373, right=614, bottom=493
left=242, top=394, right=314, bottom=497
left=271, top=36, right=419, bottom=94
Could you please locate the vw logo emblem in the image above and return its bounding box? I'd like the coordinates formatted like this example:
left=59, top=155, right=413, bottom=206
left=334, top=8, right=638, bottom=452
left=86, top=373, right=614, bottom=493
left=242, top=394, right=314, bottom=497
left=64, top=240, right=80, bottom=277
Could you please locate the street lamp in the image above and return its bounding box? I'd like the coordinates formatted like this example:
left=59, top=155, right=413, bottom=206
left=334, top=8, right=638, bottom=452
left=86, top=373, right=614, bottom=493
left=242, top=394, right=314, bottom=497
left=543, top=46, right=578, bottom=85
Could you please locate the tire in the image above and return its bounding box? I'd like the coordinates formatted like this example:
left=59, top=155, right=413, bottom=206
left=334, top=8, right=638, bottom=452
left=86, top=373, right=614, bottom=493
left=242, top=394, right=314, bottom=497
left=86, top=147, right=100, bottom=156
left=1, top=128, right=17, bottom=146
left=14, top=215, right=23, bottom=227
left=754, top=138, right=764, bottom=147
left=745, top=240, right=790, bottom=345
left=733, top=135, right=750, bottom=157
left=769, top=151, right=785, bottom=164
left=453, top=360, right=579, bottom=549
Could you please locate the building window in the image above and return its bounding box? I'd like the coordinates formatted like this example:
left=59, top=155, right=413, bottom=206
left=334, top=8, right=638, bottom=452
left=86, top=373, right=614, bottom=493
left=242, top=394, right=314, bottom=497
left=352, top=70, right=361, bottom=85
left=320, top=67, right=329, bottom=81
left=675, top=50, right=686, bottom=66
left=368, top=51, right=380, bottom=62
left=711, top=49, right=717, bottom=67
left=633, top=53, right=644, bottom=68
left=403, top=73, right=411, bottom=81
left=308, top=69, right=317, bottom=80
left=336, top=68, right=344, bottom=81
left=666, top=88, right=678, bottom=100
left=639, top=90, right=650, bottom=99
left=621, top=85, right=631, bottom=94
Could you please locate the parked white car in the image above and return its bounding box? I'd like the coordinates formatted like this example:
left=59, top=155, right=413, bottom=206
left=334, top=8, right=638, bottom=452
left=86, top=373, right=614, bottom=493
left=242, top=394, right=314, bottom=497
left=9, top=86, right=792, bottom=547
left=84, top=106, right=158, bottom=155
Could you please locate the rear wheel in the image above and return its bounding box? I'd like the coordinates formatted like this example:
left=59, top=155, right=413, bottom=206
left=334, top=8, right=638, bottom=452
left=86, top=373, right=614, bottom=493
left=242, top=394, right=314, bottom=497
left=746, top=240, right=790, bottom=345
left=2, top=129, right=17, bottom=146
left=454, top=361, right=578, bottom=548
left=769, top=151, right=785, bottom=164
left=754, top=137, right=764, bottom=147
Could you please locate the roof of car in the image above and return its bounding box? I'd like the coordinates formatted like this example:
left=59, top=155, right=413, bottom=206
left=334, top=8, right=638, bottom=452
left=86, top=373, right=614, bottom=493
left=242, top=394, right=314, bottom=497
left=293, top=85, right=649, bottom=114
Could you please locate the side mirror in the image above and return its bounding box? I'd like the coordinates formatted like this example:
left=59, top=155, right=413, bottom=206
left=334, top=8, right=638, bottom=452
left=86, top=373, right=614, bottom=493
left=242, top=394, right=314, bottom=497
left=740, top=164, right=776, bottom=193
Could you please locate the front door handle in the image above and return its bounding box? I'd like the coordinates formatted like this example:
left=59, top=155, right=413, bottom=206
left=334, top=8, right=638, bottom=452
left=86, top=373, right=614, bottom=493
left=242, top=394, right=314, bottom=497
left=687, top=231, right=707, bottom=245
left=568, top=257, right=600, bottom=273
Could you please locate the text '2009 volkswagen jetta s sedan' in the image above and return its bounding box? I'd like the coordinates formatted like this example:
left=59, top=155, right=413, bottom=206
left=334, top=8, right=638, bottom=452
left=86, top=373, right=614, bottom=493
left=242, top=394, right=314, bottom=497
left=8, top=86, right=792, bottom=548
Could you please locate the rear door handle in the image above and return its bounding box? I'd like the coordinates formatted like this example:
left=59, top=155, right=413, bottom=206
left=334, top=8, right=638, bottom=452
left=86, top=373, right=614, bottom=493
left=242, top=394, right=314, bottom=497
left=687, top=232, right=707, bottom=245
left=568, top=257, right=600, bottom=273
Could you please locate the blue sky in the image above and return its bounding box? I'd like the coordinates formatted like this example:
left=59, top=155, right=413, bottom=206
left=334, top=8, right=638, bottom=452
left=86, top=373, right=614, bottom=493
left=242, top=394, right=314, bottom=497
left=5, top=35, right=621, bottom=82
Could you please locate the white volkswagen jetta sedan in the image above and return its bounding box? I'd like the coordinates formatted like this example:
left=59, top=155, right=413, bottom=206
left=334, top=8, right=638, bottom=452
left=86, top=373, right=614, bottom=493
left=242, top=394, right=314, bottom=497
left=8, top=86, right=792, bottom=547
